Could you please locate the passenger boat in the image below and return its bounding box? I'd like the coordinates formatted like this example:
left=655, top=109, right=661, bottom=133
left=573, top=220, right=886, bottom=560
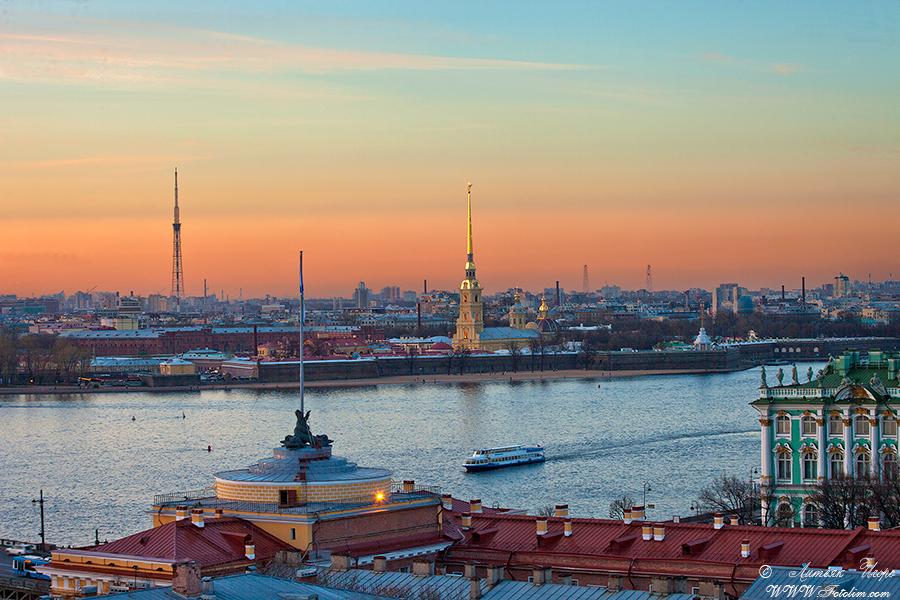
left=464, top=445, right=545, bottom=472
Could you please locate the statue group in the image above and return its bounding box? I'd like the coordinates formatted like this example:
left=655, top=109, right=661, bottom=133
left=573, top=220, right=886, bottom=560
left=282, top=409, right=333, bottom=449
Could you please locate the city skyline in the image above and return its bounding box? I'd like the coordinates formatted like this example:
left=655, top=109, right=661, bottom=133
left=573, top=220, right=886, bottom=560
left=2, top=1, right=899, bottom=296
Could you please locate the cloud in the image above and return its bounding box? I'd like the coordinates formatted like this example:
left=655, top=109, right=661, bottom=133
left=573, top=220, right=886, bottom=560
left=701, top=52, right=802, bottom=77
left=0, top=154, right=213, bottom=170
left=0, top=25, right=589, bottom=88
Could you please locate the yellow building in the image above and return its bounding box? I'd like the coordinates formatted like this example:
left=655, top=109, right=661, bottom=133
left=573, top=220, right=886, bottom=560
left=452, top=184, right=538, bottom=352
left=150, top=412, right=444, bottom=556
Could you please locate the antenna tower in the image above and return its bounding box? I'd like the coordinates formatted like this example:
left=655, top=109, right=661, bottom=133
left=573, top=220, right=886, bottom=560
left=171, top=169, right=185, bottom=300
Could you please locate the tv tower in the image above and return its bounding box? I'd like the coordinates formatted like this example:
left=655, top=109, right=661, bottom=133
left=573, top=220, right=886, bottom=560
left=171, top=168, right=185, bottom=300
left=582, top=264, right=590, bottom=293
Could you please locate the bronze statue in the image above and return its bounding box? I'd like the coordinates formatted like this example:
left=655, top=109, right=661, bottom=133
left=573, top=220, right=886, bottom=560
left=282, top=409, right=332, bottom=449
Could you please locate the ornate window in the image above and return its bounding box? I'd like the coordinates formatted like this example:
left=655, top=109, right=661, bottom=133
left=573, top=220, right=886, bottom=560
left=829, top=414, right=843, bottom=436
left=801, top=416, right=816, bottom=437
left=803, top=504, right=819, bottom=528
left=775, top=503, right=793, bottom=528
left=777, top=450, right=792, bottom=481
left=884, top=453, right=898, bottom=481
left=855, top=451, right=871, bottom=479
left=883, top=417, right=898, bottom=438
left=776, top=415, right=791, bottom=436
left=803, top=451, right=818, bottom=480
left=830, top=450, right=844, bottom=478
left=854, top=416, right=870, bottom=437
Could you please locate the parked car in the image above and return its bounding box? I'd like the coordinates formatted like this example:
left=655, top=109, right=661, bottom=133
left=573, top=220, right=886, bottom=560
left=6, top=543, right=36, bottom=556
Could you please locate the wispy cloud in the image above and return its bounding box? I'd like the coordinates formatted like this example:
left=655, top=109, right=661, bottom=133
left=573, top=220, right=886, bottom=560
left=701, top=52, right=802, bottom=77
left=0, top=154, right=213, bottom=170
left=0, top=24, right=589, bottom=88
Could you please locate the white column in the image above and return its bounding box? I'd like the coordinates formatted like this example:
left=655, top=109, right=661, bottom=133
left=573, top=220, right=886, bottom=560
left=817, top=413, right=826, bottom=480
left=760, top=417, right=773, bottom=481
left=872, top=413, right=881, bottom=479
left=843, top=414, right=853, bottom=477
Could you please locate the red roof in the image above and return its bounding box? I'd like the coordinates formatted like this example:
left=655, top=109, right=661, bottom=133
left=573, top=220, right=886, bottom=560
left=443, top=512, right=900, bottom=579
left=85, top=517, right=291, bottom=568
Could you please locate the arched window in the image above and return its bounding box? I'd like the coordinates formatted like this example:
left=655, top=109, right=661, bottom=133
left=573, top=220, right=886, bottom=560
left=776, top=415, right=791, bottom=436
left=884, top=453, right=898, bottom=481
left=855, top=416, right=871, bottom=437
left=803, top=451, right=818, bottom=480
left=801, top=416, right=817, bottom=437
left=775, top=503, right=793, bottom=528
left=856, top=451, right=871, bottom=479
left=777, top=450, right=792, bottom=481
left=803, top=504, right=819, bottom=528
left=883, top=417, right=898, bottom=438
left=829, top=414, right=844, bottom=436
left=830, top=451, right=844, bottom=478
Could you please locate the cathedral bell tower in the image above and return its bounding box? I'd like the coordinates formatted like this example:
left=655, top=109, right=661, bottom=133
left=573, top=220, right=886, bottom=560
left=453, top=182, right=484, bottom=350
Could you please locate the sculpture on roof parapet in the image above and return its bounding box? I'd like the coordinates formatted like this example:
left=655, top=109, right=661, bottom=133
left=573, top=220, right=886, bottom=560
left=776, top=367, right=784, bottom=386
left=282, top=410, right=333, bottom=449
left=807, top=366, right=814, bottom=383
left=759, top=366, right=768, bottom=389
left=791, top=364, right=799, bottom=385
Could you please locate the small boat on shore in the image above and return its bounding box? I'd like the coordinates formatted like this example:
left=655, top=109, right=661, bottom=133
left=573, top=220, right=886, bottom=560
left=464, top=445, right=545, bottom=472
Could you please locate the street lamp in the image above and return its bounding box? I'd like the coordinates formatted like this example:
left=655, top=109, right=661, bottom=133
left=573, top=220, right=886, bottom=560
left=642, top=482, right=652, bottom=508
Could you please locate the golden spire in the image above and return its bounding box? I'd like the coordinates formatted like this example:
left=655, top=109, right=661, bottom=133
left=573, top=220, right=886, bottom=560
left=466, top=182, right=473, bottom=262
left=539, top=296, right=549, bottom=318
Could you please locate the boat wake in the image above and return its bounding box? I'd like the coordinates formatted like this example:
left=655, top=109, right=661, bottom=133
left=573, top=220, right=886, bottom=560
left=547, top=428, right=757, bottom=462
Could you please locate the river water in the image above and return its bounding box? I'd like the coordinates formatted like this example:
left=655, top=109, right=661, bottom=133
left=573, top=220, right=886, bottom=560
left=0, top=366, right=801, bottom=546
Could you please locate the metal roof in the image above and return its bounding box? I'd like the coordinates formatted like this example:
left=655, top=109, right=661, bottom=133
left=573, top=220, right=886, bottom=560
left=480, top=327, right=540, bottom=340
left=105, top=572, right=389, bottom=600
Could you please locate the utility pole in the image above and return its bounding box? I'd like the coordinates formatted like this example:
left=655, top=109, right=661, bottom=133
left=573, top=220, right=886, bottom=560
left=32, top=489, right=46, bottom=551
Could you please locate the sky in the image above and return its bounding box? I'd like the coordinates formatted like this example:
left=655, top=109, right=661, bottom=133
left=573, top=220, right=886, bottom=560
left=1, top=1, right=898, bottom=298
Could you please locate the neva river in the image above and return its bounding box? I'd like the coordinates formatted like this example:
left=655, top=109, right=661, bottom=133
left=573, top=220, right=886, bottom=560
left=0, top=366, right=805, bottom=546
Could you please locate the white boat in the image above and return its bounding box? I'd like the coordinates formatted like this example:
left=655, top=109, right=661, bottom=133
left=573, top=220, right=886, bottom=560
left=464, top=445, right=545, bottom=472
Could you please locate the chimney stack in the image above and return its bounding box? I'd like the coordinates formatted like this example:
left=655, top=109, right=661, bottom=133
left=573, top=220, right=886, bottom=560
left=461, top=512, right=472, bottom=529
left=714, top=513, right=725, bottom=529
left=536, top=518, right=548, bottom=536
left=464, top=563, right=477, bottom=578
left=470, top=577, right=482, bottom=600
left=730, top=515, right=740, bottom=526
left=172, top=562, right=201, bottom=597
left=868, top=516, right=881, bottom=532
left=175, top=506, right=189, bottom=521
left=212, top=508, right=224, bottom=519
left=402, top=480, right=415, bottom=493
left=631, top=505, right=645, bottom=521
left=555, top=281, right=561, bottom=307
left=532, top=568, right=551, bottom=586
left=741, top=539, right=751, bottom=559
left=441, top=494, right=453, bottom=510
left=554, top=504, right=569, bottom=518
left=469, top=499, right=482, bottom=514
left=373, top=556, right=388, bottom=572
left=190, top=509, right=204, bottom=528
left=412, top=560, right=435, bottom=577
left=642, top=523, right=653, bottom=541
left=563, top=518, right=572, bottom=537
left=244, top=540, right=255, bottom=561
left=200, top=577, right=216, bottom=600
left=623, top=507, right=633, bottom=525
left=801, top=277, right=806, bottom=303
left=653, top=524, right=665, bottom=542
left=486, top=565, right=504, bottom=586
left=781, top=285, right=785, bottom=301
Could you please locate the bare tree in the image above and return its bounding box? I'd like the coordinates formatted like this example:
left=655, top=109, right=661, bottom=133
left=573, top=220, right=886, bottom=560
left=404, top=346, right=419, bottom=375
left=609, top=495, right=635, bottom=519
left=807, top=476, right=873, bottom=529
left=696, top=474, right=757, bottom=525
left=505, top=341, right=521, bottom=373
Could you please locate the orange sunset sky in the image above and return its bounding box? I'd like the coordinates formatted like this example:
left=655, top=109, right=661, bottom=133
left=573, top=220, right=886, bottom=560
left=1, top=2, right=898, bottom=298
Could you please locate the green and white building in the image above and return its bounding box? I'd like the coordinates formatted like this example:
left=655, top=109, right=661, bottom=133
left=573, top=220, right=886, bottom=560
left=751, top=351, right=900, bottom=527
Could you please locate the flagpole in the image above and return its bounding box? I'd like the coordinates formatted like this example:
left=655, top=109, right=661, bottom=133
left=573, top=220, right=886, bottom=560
left=299, top=250, right=305, bottom=416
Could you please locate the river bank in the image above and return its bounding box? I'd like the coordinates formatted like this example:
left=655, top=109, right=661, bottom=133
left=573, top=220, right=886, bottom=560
left=0, top=367, right=740, bottom=396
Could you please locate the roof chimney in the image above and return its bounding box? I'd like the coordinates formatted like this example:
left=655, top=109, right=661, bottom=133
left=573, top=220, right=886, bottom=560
left=713, top=513, right=725, bottom=529
left=200, top=576, right=216, bottom=600
left=191, top=509, right=204, bottom=528
left=172, top=561, right=201, bottom=597
left=631, top=505, right=645, bottom=521
left=868, top=517, right=881, bottom=532
left=486, top=565, right=504, bottom=586
left=412, top=559, right=435, bottom=577
left=623, top=507, right=633, bottom=525
left=653, top=524, right=665, bottom=542
left=441, top=494, right=453, bottom=510
left=373, top=556, right=388, bottom=572
left=244, top=541, right=255, bottom=561
left=532, top=568, right=551, bottom=586
left=563, top=518, right=572, bottom=537
left=402, top=480, right=415, bottom=493
left=470, top=577, right=482, bottom=600
left=729, top=515, right=740, bottom=526
left=212, top=508, right=224, bottom=519
left=330, top=554, right=353, bottom=571
left=469, top=499, right=482, bottom=513
left=175, top=505, right=189, bottom=521
left=461, top=512, right=472, bottom=529
left=642, top=523, right=653, bottom=541
left=536, top=517, right=548, bottom=536
left=464, top=563, right=477, bottom=578
left=554, top=504, right=569, bottom=518
left=741, top=539, right=751, bottom=559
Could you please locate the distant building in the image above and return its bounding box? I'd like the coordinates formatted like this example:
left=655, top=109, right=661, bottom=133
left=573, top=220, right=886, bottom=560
left=712, top=283, right=742, bottom=315
left=452, top=184, right=538, bottom=352
left=834, top=273, right=851, bottom=297
left=353, top=282, right=369, bottom=309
